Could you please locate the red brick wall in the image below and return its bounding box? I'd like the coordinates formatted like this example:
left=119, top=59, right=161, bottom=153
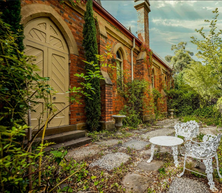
left=21, top=0, right=171, bottom=127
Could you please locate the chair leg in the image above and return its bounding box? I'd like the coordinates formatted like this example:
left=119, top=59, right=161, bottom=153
left=178, top=154, right=187, bottom=177
left=203, top=158, right=218, bottom=192
left=215, top=154, right=222, bottom=179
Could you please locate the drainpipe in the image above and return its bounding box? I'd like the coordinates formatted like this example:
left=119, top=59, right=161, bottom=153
left=131, top=38, right=135, bottom=81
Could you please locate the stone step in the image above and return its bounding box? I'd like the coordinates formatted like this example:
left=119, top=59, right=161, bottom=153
left=31, top=125, right=77, bottom=137
left=35, top=130, right=86, bottom=144
left=45, top=137, right=91, bottom=151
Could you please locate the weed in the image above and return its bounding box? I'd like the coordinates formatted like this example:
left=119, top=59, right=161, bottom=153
left=158, top=167, right=166, bottom=174
left=127, top=147, right=132, bottom=154
left=145, top=144, right=151, bottom=150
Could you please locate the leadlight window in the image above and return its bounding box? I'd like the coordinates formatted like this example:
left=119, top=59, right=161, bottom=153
left=116, top=50, right=123, bottom=87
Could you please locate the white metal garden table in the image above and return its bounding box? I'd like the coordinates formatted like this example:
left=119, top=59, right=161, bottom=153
left=147, top=136, right=183, bottom=167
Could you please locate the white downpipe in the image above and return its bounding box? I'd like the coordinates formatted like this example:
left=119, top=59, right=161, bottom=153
left=131, top=38, right=135, bottom=81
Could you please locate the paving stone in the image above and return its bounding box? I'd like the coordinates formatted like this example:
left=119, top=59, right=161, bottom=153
left=96, top=139, right=120, bottom=146
left=155, top=119, right=179, bottom=128
left=66, top=145, right=100, bottom=161
left=200, top=126, right=222, bottom=135
left=140, top=148, right=158, bottom=155
left=89, top=152, right=130, bottom=171
left=141, top=128, right=175, bottom=140
left=131, top=130, right=141, bottom=133
left=136, top=160, right=164, bottom=171
left=122, top=173, right=151, bottom=193
left=122, top=140, right=149, bottom=150
left=168, top=177, right=210, bottom=193
left=140, top=147, right=172, bottom=158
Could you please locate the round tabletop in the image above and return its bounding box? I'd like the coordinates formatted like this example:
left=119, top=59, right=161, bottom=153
left=149, top=136, right=183, bottom=147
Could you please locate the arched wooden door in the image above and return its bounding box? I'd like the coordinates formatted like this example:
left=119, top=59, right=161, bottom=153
left=24, top=17, right=69, bottom=128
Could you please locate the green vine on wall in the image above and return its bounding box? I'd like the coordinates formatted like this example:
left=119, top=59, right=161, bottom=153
left=140, top=43, right=153, bottom=76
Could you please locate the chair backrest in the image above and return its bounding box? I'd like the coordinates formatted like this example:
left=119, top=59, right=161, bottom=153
left=174, top=120, right=199, bottom=140
left=192, top=134, right=221, bottom=158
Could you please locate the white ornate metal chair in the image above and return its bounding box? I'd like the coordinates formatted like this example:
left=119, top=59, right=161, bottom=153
left=178, top=134, right=222, bottom=192
left=174, top=120, right=199, bottom=141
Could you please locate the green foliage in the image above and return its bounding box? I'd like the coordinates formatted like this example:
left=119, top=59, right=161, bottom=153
left=183, top=61, right=220, bottom=102
left=68, top=60, right=104, bottom=104
left=196, top=132, right=204, bottom=142
left=0, top=122, right=89, bottom=192
left=216, top=97, right=222, bottom=113
left=0, top=0, right=24, bottom=52
left=158, top=167, right=166, bottom=174
left=180, top=115, right=200, bottom=123
left=82, top=0, right=101, bottom=131
left=0, top=124, right=35, bottom=192
left=119, top=79, right=150, bottom=128
left=193, top=106, right=222, bottom=126
left=0, top=14, right=53, bottom=127
left=166, top=88, right=200, bottom=116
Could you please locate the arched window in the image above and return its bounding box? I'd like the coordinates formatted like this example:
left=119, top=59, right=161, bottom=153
left=151, top=68, right=155, bottom=88
left=116, top=49, right=123, bottom=87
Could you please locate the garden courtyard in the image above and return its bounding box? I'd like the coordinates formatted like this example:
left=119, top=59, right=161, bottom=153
left=65, top=118, right=222, bottom=192
left=2, top=0, right=222, bottom=192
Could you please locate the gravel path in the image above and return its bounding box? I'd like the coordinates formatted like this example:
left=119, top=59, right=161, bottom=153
left=168, top=177, right=210, bottom=193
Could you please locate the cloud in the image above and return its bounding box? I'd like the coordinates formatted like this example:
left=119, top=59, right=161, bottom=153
left=101, top=0, right=222, bottom=60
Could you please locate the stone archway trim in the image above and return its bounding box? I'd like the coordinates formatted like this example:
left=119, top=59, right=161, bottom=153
left=113, top=42, right=127, bottom=61
left=21, top=4, right=79, bottom=55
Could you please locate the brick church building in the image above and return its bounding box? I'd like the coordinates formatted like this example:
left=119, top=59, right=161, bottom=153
left=20, top=0, right=172, bottom=132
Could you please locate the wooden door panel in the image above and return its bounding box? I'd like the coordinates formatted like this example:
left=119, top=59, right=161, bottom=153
left=48, top=49, right=69, bottom=127
left=24, top=17, right=69, bottom=129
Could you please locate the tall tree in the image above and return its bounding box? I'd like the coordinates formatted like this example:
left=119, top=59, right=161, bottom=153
left=184, top=8, right=222, bottom=103
left=82, top=0, right=101, bottom=131
left=165, top=42, right=194, bottom=74
left=190, top=8, right=222, bottom=91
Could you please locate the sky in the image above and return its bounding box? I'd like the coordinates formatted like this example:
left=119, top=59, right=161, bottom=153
left=100, top=0, right=222, bottom=61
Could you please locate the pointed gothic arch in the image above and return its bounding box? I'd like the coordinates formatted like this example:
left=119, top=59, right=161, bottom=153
left=21, top=4, right=79, bottom=55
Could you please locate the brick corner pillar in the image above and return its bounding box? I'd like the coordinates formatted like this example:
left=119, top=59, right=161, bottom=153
left=134, top=0, right=151, bottom=47
left=135, top=51, right=155, bottom=122
left=100, top=70, right=115, bottom=130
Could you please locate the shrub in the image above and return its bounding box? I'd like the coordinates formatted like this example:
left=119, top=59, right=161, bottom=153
left=119, top=79, right=150, bottom=128
left=166, top=88, right=200, bottom=116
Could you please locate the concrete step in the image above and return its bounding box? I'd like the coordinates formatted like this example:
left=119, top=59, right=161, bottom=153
left=45, top=137, right=91, bottom=151
left=35, top=130, right=86, bottom=144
